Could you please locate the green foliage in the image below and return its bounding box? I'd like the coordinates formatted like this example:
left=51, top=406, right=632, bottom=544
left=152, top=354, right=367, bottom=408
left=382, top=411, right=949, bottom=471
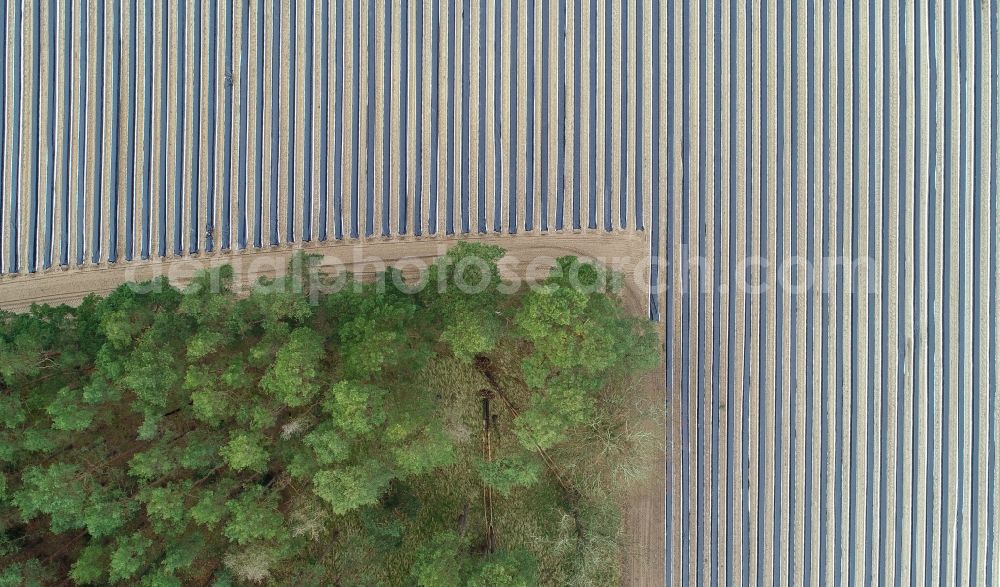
left=189, top=488, right=230, bottom=529
left=189, top=382, right=230, bottom=426
left=179, top=432, right=222, bottom=470
left=474, top=455, right=542, bottom=496
left=223, top=487, right=284, bottom=545
left=0, top=558, right=50, bottom=587
left=81, top=487, right=135, bottom=538
left=108, top=533, right=153, bottom=582
left=46, top=386, right=97, bottom=431
left=423, top=242, right=506, bottom=362
left=0, top=395, right=26, bottom=429
left=0, top=248, right=659, bottom=584
left=390, top=427, right=456, bottom=476
left=12, top=463, right=88, bottom=533
left=219, top=432, right=270, bottom=473
left=69, top=542, right=109, bottom=585
left=511, top=256, right=659, bottom=450
left=140, top=571, right=182, bottom=587
left=160, top=532, right=207, bottom=573
left=323, top=381, right=387, bottom=437
left=312, top=462, right=394, bottom=515
left=303, top=424, right=351, bottom=465
left=20, top=427, right=60, bottom=454
left=139, top=481, right=191, bottom=534
left=186, top=331, right=225, bottom=361
left=513, top=383, right=595, bottom=450
left=260, top=327, right=326, bottom=406
left=466, top=550, right=539, bottom=587
left=410, top=531, right=467, bottom=586
left=128, top=445, right=178, bottom=482
left=81, top=377, right=121, bottom=405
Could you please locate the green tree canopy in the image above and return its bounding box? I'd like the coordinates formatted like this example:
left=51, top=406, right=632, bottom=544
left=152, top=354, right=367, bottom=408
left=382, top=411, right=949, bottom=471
left=0, top=246, right=658, bottom=585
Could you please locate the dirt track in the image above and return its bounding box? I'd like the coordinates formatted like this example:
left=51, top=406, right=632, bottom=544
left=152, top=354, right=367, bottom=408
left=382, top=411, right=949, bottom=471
left=1, top=231, right=652, bottom=312
left=615, top=265, right=667, bottom=587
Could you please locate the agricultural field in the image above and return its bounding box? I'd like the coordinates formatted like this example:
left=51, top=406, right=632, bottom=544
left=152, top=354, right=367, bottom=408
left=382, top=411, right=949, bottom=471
left=3, top=0, right=998, bottom=583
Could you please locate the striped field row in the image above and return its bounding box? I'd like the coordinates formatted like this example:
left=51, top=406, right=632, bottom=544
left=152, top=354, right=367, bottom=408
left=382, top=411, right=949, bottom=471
left=0, top=2, right=998, bottom=586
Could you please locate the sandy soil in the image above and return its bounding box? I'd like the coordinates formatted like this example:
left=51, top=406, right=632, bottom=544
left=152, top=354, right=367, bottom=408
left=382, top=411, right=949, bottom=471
left=1, top=231, right=649, bottom=311
left=614, top=266, right=667, bottom=587
left=0, top=230, right=666, bottom=585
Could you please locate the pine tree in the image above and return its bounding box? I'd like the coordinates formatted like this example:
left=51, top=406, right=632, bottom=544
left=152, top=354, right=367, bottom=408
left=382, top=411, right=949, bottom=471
left=0, top=248, right=659, bottom=584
